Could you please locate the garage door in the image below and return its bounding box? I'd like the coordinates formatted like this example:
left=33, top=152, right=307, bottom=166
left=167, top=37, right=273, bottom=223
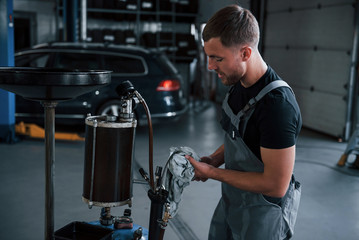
left=263, top=0, right=356, bottom=140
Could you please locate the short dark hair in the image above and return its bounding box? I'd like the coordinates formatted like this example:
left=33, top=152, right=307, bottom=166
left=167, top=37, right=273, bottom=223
left=202, top=5, right=260, bottom=48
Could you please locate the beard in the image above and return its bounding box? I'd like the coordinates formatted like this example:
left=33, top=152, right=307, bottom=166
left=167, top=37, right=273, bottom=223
left=219, top=72, right=243, bottom=86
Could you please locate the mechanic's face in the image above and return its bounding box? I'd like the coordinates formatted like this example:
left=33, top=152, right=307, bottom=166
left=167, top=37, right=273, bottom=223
left=204, top=37, right=246, bottom=86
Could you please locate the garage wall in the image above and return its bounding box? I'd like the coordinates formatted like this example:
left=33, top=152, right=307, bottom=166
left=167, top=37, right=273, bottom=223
left=13, top=0, right=57, bottom=44
left=263, top=0, right=356, bottom=139
left=12, top=0, right=249, bottom=45
left=197, top=0, right=250, bottom=23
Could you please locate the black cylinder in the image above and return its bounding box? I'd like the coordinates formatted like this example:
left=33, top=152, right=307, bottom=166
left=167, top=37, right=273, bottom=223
left=83, top=115, right=136, bottom=207
left=148, top=189, right=168, bottom=240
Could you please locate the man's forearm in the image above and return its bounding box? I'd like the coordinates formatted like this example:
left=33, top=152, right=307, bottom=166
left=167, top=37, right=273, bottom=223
left=209, top=144, right=225, bottom=167
left=206, top=146, right=296, bottom=198
left=207, top=167, right=288, bottom=197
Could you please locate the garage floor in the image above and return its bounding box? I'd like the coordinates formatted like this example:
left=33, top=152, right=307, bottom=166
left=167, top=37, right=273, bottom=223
left=1, top=101, right=359, bottom=240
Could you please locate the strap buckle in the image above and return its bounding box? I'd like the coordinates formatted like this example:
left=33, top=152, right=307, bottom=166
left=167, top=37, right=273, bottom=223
left=242, top=98, right=257, bottom=113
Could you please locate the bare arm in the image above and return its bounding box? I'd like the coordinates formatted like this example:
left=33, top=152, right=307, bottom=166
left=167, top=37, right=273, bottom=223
left=192, top=144, right=225, bottom=182
left=201, top=144, right=225, bottom=167
left=187, top=145, right=295, bottom=198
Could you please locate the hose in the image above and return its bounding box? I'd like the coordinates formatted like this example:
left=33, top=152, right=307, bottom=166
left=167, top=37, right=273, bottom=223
left=135, top=91, right=155, bottom=190
left=134, top=89, right=169, bottom=240
left=159, top=229, right=165, bottom=240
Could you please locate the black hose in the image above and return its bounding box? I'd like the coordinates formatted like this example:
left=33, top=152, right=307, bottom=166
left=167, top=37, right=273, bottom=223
left=135, top=91, right=155, bottom=190
left=134, top=88, right=169, bottom=240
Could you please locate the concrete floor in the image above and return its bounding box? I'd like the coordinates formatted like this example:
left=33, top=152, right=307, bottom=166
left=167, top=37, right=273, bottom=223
left=1, top=101, right=359, bottom=240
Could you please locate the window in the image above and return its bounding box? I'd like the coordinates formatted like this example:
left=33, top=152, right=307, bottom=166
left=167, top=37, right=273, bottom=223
left=54, top=52, right=100, bottom=70
left=15, top=53, right=50, bottom=67
left=103, top=54, right=146, bottom=74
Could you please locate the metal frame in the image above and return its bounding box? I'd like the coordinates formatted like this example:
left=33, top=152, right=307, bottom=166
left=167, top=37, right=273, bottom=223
left=345, top=0, right=359, bottom=141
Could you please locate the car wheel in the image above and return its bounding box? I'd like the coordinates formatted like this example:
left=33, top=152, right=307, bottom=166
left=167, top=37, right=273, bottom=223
left=96, top=100, right=122, bottom=116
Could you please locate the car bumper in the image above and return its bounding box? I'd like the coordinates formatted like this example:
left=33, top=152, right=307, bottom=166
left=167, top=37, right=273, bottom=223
left=143, top=104, right=188, bottom=118
left=16, top=105, right=188, bottom=124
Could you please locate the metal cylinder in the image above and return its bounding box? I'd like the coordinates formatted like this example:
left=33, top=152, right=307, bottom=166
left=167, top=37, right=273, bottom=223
left=82, top=115, right=136, bottom=207
left=42, top=101, right=57, bottom=240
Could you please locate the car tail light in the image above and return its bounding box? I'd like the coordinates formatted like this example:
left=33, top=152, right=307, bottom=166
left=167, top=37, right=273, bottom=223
left=156, top=79, right=181, bottom=91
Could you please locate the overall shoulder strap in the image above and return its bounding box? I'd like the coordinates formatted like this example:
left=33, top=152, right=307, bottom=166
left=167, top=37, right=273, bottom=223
left=222, top=80, right=292, bottom=135
left=232, top=80, right=292, bottom=135
left=239, top=80, right=292, bottom=116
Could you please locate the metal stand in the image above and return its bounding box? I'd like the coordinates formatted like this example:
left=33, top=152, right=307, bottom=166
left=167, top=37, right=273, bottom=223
left=43, top=101, right=57, bottom=240
left=147, top=189, right=168, bottom=240
left=338, top=1, right=359, bottom=167
left=337, top=128, right=359, bottom=167
left=0, top=67, right=111, bottom=240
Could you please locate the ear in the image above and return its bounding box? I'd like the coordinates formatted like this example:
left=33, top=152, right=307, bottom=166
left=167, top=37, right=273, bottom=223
left=241, top=47, right=252, bottom=61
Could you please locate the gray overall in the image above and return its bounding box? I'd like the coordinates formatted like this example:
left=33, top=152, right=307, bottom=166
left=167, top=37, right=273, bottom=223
left=208, top=80, right=301, bottom=240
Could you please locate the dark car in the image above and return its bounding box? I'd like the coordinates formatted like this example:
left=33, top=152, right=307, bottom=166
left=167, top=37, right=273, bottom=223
left=15, top=42, right=187, bottom=125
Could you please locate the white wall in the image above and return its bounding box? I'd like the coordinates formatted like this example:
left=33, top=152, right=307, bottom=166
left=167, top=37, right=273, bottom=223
left=263, top=0, right=355, bottom=139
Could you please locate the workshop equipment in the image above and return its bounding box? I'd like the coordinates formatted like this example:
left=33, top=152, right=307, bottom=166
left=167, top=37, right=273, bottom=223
left=0, top=67, right=111, bottom=240
left=54, top=221, right=113, bottom=240
left=83, top=114, right=135, bottom=208
left=0, top=67, right=172, bottom=239
left=337, top=128, right=359, bottom=167
left=82, top=80, right=170, bottom=240
left=15, top=121, right=85, bottom=141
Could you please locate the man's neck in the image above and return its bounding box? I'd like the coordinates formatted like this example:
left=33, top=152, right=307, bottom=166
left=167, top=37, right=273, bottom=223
left=242, top=53, right=267, bottom=88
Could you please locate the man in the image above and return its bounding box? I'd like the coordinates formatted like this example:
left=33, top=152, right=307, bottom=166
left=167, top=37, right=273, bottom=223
left=186, top=5, right=302, bottom=240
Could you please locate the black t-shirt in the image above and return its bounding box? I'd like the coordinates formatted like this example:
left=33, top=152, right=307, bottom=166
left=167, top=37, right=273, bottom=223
left=224, top=65, right=302, bottom=160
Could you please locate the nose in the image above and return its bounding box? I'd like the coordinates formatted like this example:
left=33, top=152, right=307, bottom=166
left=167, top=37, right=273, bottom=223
left=207, top=58, right=217, bottom=71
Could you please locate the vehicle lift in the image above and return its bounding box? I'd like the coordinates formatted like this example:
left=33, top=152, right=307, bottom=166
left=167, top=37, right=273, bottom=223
left=15, top=121, right=85, bottom=141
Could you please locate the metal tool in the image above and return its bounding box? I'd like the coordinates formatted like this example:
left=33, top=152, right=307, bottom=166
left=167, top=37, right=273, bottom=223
left=155, top=166, right=163, bottom=191
left=0, top=67, right=111, bottom=240
left=114, top=209, right=133, bottom=229
left=133, top=227, right=143, bottom=240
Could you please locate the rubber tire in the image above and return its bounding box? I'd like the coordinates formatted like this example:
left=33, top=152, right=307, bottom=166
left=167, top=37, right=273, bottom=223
left=96, top=100, right=122, bottom=116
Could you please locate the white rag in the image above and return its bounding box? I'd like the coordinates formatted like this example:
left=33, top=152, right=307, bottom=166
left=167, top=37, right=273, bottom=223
left=163, top=146, right=200, bottom=217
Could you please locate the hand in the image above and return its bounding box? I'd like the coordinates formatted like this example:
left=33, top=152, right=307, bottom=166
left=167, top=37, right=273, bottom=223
left=200, top=156, right=213, bottom=165
left=186, top=155, right=214, bottom=182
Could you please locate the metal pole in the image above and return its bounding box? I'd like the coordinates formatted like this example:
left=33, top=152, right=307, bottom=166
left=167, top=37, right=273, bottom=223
left=258, top=0, right=267, bottom=54
left=55, top=0, right=59, bottom=41
left=0, top=0, right=16, bottom=143
left=42, top=101, right=58, bottom=240
left=89, top=119, right=97, bottom=208
left=345, top=0, right=359, bottom=141
left=66, top=0, right=78, bottom=42
left=80, top=0, right=87, bottom=42
left=62, top=0, right=67, bottom=41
